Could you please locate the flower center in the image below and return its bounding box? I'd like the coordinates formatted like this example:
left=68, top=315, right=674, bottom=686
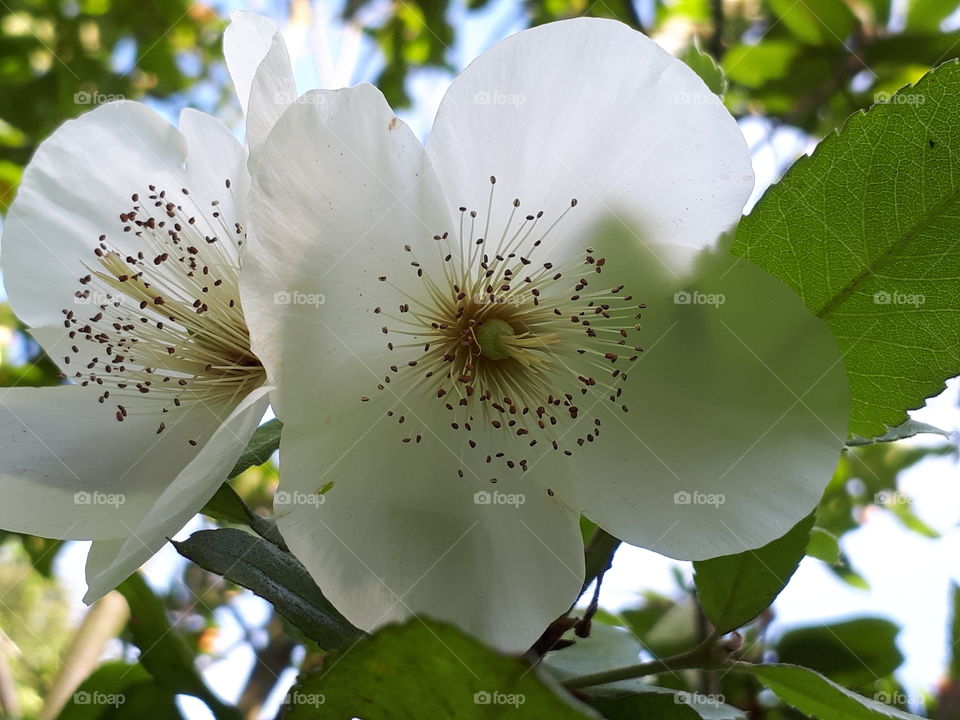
left=61, top=180, right=265, bottom=443
left=373, top=177, right=645, bottom=476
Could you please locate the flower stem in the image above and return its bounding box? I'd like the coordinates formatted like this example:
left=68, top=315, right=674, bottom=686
left=562, top=642, right=735, bottom=689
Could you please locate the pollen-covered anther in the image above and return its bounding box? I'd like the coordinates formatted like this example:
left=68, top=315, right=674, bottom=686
left=60, top=181, right=265, bottom=442
left=375, top=179, right=644, bottom=470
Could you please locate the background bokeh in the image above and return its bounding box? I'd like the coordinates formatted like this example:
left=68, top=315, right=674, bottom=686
left=0, top=0, right=958, bottom=718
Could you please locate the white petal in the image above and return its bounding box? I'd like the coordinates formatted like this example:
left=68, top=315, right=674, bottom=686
left=426, top=18, right=754, bottom=259
left=223, top=11, right=296, bottom=155
left=276, top=413, right=584, bottom=652
left=242, top=85, right=450, bottom=412
left=536, top=228, right=849, bottom=559
left=83, top=386, right=271, bottom=602
left=1, top=101, right=245, bottom=330
left=0, top=383, right=251, bottom=541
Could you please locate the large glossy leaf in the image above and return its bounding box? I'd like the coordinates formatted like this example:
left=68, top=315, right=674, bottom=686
left=734, top=62, right=960, bottom=439
left=284, top=618, right=593, bottom=719
left=694, top=514, right=814, bottom=633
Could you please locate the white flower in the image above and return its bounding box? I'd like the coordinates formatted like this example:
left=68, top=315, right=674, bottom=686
left=242, top=18, right=850, bottom=651
left=0, top=13, right=294, bottom=602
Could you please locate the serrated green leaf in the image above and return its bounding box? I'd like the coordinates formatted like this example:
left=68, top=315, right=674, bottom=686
left=694, top=513, right=814, bottom=634
left=733, top=63, right=960, bottom=439
left=739, top=663, right=925, bottom=719
left=172, top=528, right=361, bottom=650
left=284, top=618, right=593, bottom=719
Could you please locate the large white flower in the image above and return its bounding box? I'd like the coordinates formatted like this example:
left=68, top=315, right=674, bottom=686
left=242, top=18, right=850, bottom=651
left=0, top=12, right=294, bottom=602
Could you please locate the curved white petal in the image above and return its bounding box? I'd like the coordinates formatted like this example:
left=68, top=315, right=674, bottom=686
left=426, top=18, right=754, bottom=260
left=276, top=414, right=584, bottom=652
left=83, top=386, right=271, bottom=602
left=0, top=383, right=256, bottom=541
left=2, top=101, right=246, bottom=330
left=535, top=227, right=849, bottom=559
left=242, top=84, right=451, bottom=413
left=224, top=11, right=296, bottom=156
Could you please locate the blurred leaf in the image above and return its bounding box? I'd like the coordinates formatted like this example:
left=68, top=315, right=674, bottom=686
left=776, top=618, right=904, bottom=689
left=116, top=574, right=238, bottom=719
left=694, top=514, right=814, bottom=634
left=734, top=62, right=960, bottom=439
left=906, top=0, right=959, bottom=31
left=172, top=528, right=361, bottom=650
left=284, top=617, right=593, bottom=719
left=722, top=41, right=800, bottom=88
left=58, top=662, right=181, bottom=720
left=683, top=39, right=726, bottom=95
left=806, top=527, right=840, bottom=564
left=769, top=0, right=857, bottom=45
left=740, top=663, right=925, bottom=719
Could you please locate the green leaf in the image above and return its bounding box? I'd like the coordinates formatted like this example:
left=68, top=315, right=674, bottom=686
left=116, top=574, right=238, bottom=719
left=588, top=693, right=703, bottom=719
left=739, top=663, right=925, bottom=719
left=806, top=527, right=840, bottom=564
left=733, top=63, right=960, bottom=439
left=172, top=528, right=361, bottom=650
left=57, top=662, right=155, bottom=720
left=722, top=41, right=800, bottom=88
left=694, top=513, right=814, bottom=633
left=543, top=627, right=746, bottom=719
left=769, top=0, right=857, bottom=45
left=776, top=618, right=904, bottom=688
left=201, top=482, right=287, bottom=548
left=906, top=0, right=959, bottom=31
left=683, top=39, right=727, bottom=96
left=284, top=617, right=593, bottom=719
left=227, top=419, right=282, bottom=478
left=846, top=418, right=953, bottom=445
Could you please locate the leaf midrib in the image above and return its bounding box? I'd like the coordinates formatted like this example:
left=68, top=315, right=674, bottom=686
left=815, top=182, right=960, bottom=319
